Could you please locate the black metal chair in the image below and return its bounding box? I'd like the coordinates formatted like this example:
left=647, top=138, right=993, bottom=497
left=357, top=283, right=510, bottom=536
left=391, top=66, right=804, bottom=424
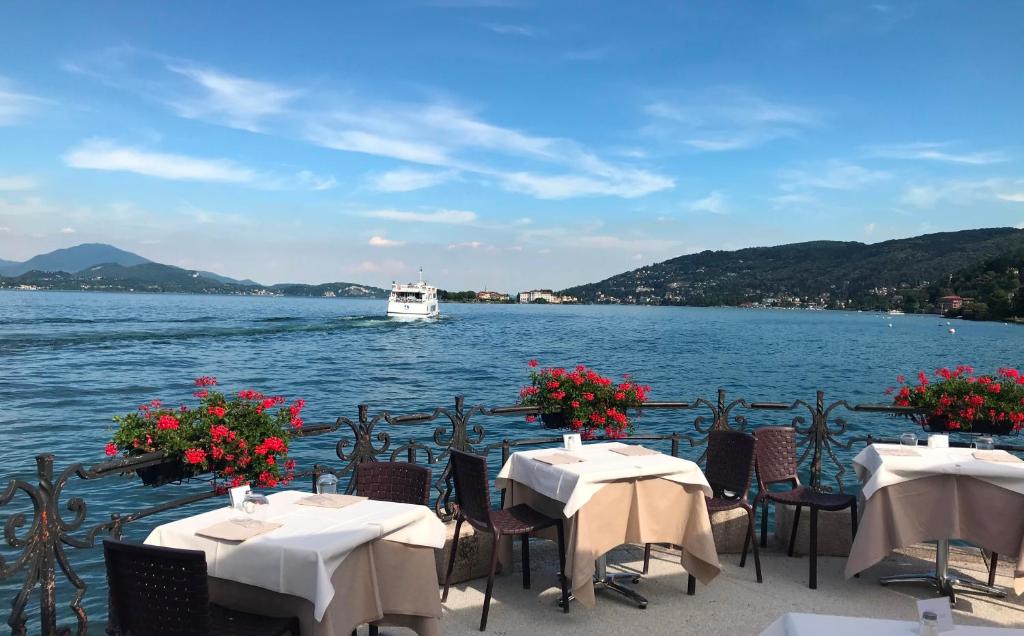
left=752, top=426, right=857, bottom=589
left=103, top=538, right=300, bottom=636
left=355, top=461, right=432, bottom=505
left=441, top=449, right=570, bottom=631
left=642, top=430, right=762, bottom=583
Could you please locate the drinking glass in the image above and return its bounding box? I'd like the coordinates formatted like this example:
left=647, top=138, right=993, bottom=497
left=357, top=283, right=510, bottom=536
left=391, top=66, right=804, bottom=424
left=316, top=473, right=339, bottom=495
left=900, top=432, right=918, bottom=446
left=972, top=436, right=995, bottom=450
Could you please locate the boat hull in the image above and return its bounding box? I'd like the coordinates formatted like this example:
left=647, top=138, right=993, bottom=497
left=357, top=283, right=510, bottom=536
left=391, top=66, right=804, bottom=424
left=386, top=300, right=439, bottom=320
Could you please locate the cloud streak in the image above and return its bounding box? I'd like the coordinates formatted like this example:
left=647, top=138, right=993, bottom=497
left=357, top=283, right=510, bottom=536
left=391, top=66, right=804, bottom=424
left=867, top=142, right=1007, bottom=165
left=0, top=78, right=45, bottom=125
left=63, top=139, right=335, bottom=190
left=361, top=209, right=478, bottom=224
left=644, top=88, right=821, bottom=152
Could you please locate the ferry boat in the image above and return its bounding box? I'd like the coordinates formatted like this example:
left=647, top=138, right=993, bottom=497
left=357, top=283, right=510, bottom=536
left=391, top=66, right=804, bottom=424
left=386, top=269, right=440, bottom=320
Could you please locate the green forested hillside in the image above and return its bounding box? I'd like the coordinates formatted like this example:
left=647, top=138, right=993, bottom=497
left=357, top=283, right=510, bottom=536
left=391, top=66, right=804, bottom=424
left=561, top=228, right=1024, bottom=317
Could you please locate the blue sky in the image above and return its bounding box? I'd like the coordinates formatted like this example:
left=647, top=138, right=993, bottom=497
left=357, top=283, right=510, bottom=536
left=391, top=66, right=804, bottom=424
left=0, top=1, right=1022, bottom=290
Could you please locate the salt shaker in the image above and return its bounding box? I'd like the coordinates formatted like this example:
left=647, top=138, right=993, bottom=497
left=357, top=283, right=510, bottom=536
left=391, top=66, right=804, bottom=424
left=919, top=610, right=939, bottom=636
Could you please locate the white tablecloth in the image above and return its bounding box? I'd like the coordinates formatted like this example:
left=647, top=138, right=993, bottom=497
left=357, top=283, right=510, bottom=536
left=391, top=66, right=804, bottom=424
left=494, top=441, right=712, bottom=517
left=853, top=444, right=1024, bottom=500
left=145, top=490, right=445, bottom=621
left=760, top=612, right=1024, bottom=635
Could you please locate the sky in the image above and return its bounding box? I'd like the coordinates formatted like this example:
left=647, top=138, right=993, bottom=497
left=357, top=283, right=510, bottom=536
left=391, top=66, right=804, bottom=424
left=0, top=1, right=1022, bottom=291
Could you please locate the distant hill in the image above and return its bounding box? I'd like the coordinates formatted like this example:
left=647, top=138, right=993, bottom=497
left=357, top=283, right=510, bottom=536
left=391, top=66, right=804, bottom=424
left=561, top=228, right=1024, bottom=315
left=0, top=243, right=387, bottom=298
left=0, top=243, right=150, bottom=276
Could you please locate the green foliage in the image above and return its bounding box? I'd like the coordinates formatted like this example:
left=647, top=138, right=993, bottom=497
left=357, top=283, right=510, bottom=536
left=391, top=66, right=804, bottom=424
left=518, top=361, right=650, bottom=439
left=106, top=377, right=306, bottom=489
left=891, top=367, right=1024, bottom=432
left=439, top=289, right=478, bottom=301
left=560, top=228, right=1024, bottom=321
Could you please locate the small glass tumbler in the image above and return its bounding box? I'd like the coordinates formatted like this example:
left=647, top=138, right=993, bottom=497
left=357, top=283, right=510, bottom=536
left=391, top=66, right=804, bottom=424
left=900, top=432, right=919, bottom=446
left=973, top=436, right=995, bottom=450
left=919, top=610, right=939, bottom=636
left=316, top=473, right=339, bottom=495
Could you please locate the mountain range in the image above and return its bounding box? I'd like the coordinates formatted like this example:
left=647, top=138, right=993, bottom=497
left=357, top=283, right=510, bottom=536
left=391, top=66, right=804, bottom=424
left=0, top=244, right=387, bottom=298
left=561, top=227, right=1024, bottom=318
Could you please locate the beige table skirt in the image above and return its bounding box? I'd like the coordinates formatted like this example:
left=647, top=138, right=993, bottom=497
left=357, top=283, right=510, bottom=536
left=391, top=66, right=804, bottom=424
left=502, top=477, right=721, bottom=607
left=845, top=474, right=1024, bottom=593
left=209, top=540, right=442, bottom=636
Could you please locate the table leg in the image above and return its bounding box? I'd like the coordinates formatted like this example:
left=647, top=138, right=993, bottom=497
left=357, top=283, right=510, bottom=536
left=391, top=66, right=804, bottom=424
left=559, top=554, right=649, bottom=610
left=878, top=539, right=1006, bottom=603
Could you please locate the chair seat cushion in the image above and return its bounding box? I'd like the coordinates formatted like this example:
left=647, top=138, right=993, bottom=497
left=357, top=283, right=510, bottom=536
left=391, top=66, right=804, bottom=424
left=210, top=603, right=296, bottom=636
left=489, top=504, right=559, bottom=535
left=765, top=485, right=855, bottom=511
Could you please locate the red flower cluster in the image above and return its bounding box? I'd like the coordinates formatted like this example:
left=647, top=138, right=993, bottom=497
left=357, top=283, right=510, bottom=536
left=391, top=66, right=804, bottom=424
left=106, top=376, right=304, bottom=490
left=890, top=366, right=1024, bottom=432
left=518, top=361, right=652, bottom=439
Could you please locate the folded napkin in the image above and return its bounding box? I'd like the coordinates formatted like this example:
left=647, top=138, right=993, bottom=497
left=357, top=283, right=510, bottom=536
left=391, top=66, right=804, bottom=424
left=533, top=452, right=584, bottom=465
left=196, top=518, right=282, bottom=542
left=297, top=494, right=369, bottom=509
left=972, top=450, right=1023, bottom=463
left=610, top=445, right=660, bottom=457
left=875, top=446, right=920, bottom=457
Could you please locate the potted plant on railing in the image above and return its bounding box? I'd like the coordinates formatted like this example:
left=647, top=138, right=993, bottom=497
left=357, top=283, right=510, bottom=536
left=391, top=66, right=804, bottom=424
left=105, top=376, right=305, bottom=488
left=518, top=360, right=650, bottom=440
left=887, top=366, right=1024, bottom=435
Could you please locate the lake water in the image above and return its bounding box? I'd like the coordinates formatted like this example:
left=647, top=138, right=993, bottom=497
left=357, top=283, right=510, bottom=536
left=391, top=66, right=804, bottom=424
left=1, top=290, right=1023, bottom=631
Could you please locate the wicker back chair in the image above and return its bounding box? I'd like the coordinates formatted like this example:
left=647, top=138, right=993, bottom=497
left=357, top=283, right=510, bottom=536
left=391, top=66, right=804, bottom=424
left=103, top=539, right=299, bottom=636
left=706, top=429, right=756, bottom=499
left=355, top=461, right=432, bottom=505
left=753, top=426, right=857, bottom=589
left=643, top=430, right=762, bottom=583
left=442, top=450, right=569, bottom=631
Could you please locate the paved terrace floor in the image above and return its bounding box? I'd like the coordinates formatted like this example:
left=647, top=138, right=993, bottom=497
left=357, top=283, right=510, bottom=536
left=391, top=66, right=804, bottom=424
left=413, top=542, right=1023, bottom=635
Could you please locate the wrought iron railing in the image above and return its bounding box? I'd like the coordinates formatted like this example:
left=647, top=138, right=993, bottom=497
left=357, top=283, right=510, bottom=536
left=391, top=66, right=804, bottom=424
left=2, top=388, right=1022, bottom=635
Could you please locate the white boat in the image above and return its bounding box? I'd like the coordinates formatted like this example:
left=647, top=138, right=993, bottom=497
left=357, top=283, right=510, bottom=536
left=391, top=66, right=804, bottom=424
left=386, top=269, right=440, bottom=320
left=887, top=309, right=905, bottom=315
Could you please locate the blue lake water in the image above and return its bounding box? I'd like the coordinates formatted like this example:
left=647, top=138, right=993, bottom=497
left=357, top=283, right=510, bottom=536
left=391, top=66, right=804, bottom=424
left=1, top=289, right=1023, bottom=631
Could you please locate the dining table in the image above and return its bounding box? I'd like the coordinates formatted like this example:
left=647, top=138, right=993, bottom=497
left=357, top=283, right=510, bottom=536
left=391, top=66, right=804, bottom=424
left=145, top=489, right=446, bottom=636
left=846, top=443, right=1024, bottom=602
left=494, top=441, right=721, bottom=608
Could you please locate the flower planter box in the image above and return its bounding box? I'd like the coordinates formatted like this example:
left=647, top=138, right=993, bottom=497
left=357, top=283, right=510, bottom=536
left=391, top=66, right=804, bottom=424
left=922, top=417, right=1016, bottom=436
left=136, top=460, right=199, bottom=487
left=540, top=412, right=568, bottom=429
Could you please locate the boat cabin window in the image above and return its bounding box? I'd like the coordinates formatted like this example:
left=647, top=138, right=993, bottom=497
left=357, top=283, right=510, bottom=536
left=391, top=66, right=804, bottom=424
left=395, top=291, right=424, bottom=301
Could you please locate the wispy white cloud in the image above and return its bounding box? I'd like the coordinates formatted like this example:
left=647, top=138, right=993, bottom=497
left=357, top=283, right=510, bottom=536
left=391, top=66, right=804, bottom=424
left=59, top=227, right=76, bottom=234
left=63, top=139, right=334, bottom=190
left=66, top=51, right=671, bottom=201
left=688, top=190, right=728, bottom=214
left=165, top=65, right=301, bottom=132
left=900, top=178, right=1024, bottom=208
left=448, top=240, right=487, bottom=250
left=0, top=78, right=45, bottom=125
left=644, top=88, right=821, bottom=152
left=864, top=222, right=877, bottom=234
left=64, top=139, right=256, bottom=183
left=487, top=24, right=536, bottom=36
left=362, top=209, right=478, bottom=224
left=369, top=168, right=456, bottom=192
left=368, top=235, right=405, bottom=247
left=779, top=160, right=890, bottom=191
left=0, top=175, right=37, bottom=191
left=769, top=192, right=819, bottom=209
left=349, top=258, right=406, bottom=274
left=867, top=142, right=1007, bottom=165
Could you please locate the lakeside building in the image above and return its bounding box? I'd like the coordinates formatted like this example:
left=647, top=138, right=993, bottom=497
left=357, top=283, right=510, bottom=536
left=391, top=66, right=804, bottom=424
left=937, top=295, right=964, bottom=314
left=517, top=289, right=578, bottom=304
left=476, top=290, right=509, bottom=302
